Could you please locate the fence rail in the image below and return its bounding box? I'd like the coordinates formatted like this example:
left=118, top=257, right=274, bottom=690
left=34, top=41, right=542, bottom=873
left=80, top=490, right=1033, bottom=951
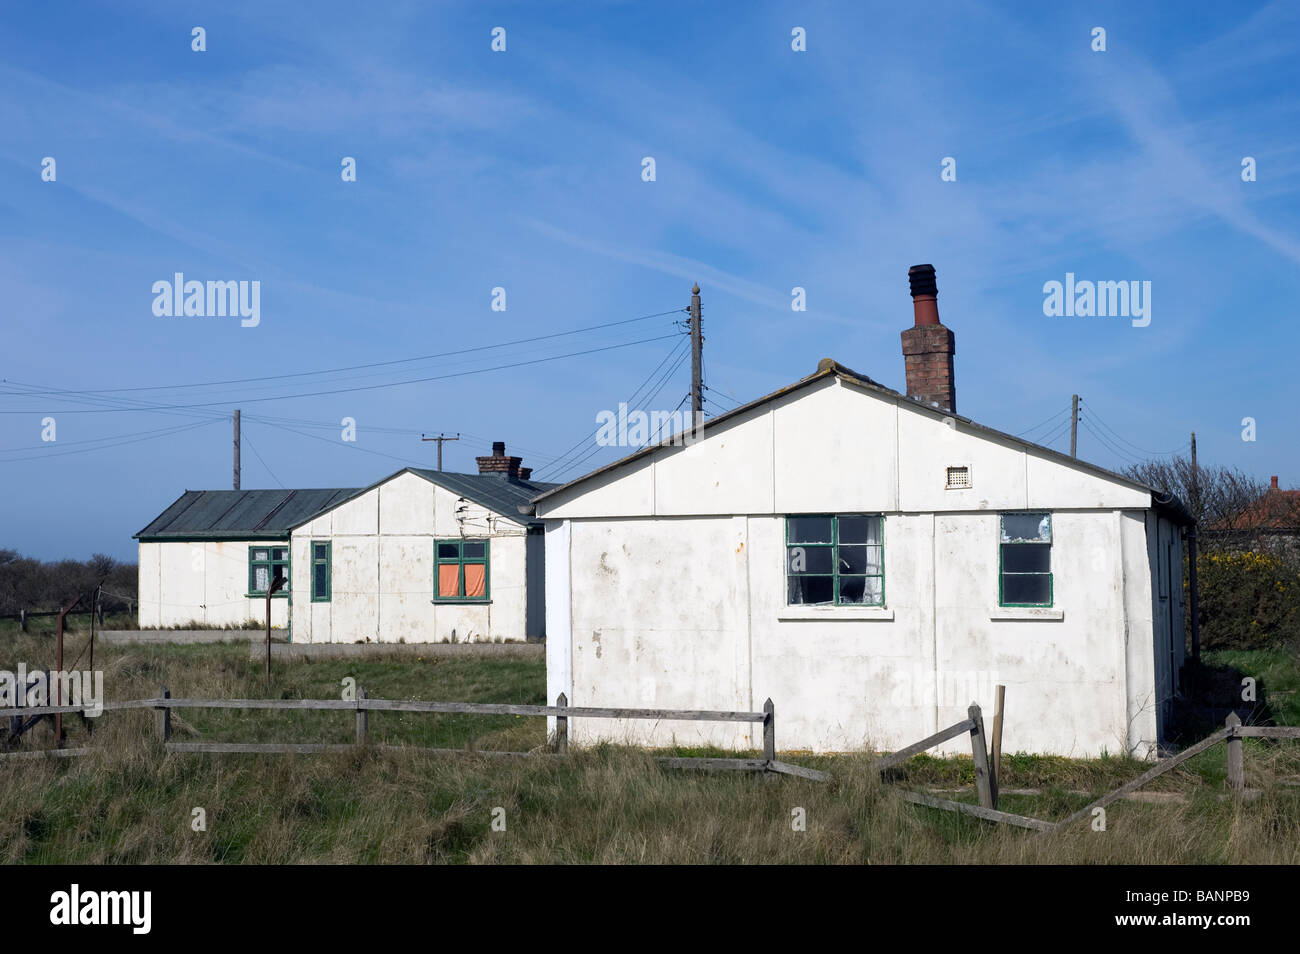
left=0, top=688, right=811, bottom=778
left=3, top=689, right=1292, bottom=822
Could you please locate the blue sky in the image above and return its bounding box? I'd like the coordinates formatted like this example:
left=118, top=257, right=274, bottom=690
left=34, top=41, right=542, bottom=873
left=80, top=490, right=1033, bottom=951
left=2, top=0, right=1297, bottom=560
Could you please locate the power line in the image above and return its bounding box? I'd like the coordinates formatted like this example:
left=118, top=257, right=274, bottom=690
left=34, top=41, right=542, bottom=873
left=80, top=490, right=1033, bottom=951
left=0, top=333, right=681, bottom=414
left=1080, top=417, right=1145, bottom=465
left=240, top=425, right=284, bottom=488
left=530, top=337, right=689, bottom=480
left=541, top=345, right=691, bottom=483
left=1016, top=405, right=1072, bottom=438
left=2, top=308, right=687, bottom=399
left=1082, top=403, right=1187, bottom=458
left=0, top=418, right=222, bottom=462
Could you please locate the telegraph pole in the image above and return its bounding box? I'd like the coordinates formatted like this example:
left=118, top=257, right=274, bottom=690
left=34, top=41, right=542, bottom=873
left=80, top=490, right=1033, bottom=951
left=689, top=283, right=703, bottom=428
left=233, top=409, right=241, bottom=490
left=421, top=432, right=460, bottom=471
left=1069, top=394, right=1079, bottom=458
left=1188, top=430, right=1201, bottom=671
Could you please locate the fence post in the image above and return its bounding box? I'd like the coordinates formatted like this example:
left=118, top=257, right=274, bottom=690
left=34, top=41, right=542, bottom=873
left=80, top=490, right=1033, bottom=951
left=763, top=698, right=775, bottom=765
left=1226, top=712, right=1243, bottom=793
left=155, top=687, right=171, bottom=743
left=355, top=686, right=368, bottom=744
left=18, top=609, right=25, bottom=633
left=554, top=692, right=568, bottom=754
left=990, top=685, right=1005, bottom=806
left=968, top=703, right=994, bottom=809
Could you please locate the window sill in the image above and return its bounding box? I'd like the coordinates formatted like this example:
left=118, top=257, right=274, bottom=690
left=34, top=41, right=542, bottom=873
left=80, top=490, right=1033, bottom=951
left=989, top=607, right=1064, bottom=621
left=432, top=599, right=493, bottom=606
left=778, top=606, right=894, bottom=622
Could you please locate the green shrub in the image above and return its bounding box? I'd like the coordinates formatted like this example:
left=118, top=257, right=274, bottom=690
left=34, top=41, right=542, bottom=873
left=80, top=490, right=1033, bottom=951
left=1194, top=549, right=1300, bottom=651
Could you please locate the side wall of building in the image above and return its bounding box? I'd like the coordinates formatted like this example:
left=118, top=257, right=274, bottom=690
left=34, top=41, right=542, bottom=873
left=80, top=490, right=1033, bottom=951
left=136, top=540, right=291, bottom=629
left=289, top=472, right=530, bottom=643
left=539, top=376, right=1171, bottom=757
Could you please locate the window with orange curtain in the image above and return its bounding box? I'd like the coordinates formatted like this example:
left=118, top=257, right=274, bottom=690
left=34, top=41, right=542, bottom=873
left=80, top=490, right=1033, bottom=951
left=434, top=539, right=490, bottom=601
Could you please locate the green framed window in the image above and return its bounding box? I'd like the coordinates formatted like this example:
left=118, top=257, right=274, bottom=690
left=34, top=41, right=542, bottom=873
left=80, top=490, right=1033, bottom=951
left=434, top=539, right=490, bottom=602
left=786, top=515, right=884, bottom=606
left=310, top=541, right=331, bottom=602
left=248, top=545, right=290, bottom=597
left=999, top=513, right=1052, bottom=606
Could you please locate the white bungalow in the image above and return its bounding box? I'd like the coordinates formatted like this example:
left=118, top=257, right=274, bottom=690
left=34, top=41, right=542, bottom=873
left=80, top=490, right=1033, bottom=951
left=529, top=266, right=1191, bottom=758
left=135, top=442, right=552, bottom=642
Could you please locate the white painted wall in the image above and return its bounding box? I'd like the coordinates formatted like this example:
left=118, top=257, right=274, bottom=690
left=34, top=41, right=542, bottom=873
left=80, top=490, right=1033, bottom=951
left=289, top=471, right=531, bottom=643
left=538, top=376, right=1179, bottom=757
left=136, top=540, right=290, bottom=629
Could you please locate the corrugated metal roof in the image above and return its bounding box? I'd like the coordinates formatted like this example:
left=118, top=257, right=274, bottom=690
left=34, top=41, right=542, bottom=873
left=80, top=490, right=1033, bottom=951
left=408, top=469, right=557, bottom=525
left=135, top=487, right=361, bottom=540
left=136, top=470, right=559, bottom=541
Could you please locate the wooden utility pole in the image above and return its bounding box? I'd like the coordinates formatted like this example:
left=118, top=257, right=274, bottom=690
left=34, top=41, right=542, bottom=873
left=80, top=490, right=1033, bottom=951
left=1188, top=430, right=1201, bottom=668
left=233, top=409, right=241, bottom=490
left=1069, top=394, right=1079, bottom=458
left=689, top=283, right=703, bottom=428
left=421, top=433, right=460, bottom=471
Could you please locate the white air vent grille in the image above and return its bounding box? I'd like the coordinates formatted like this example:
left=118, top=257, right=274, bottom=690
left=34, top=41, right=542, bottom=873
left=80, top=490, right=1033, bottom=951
left=945, top=465, right=971, bottom=490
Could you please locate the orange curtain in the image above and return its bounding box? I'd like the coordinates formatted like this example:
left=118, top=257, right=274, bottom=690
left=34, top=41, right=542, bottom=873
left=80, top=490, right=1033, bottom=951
left=438, top=564, right=461, bottom=598
left=464, top=563, right=486, bottom=598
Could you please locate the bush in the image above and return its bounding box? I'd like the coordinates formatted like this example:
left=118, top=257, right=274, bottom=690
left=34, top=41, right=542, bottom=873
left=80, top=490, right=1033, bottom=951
left=1195, top=548, right=1300, bottom=651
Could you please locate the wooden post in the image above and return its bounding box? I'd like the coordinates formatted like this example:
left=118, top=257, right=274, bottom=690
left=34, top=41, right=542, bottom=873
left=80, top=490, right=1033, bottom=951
left=355, top=686, right=368, bottom=744
left=762, top=698, right=775, bottom=764
left=554, top=692, right=568, bottom=754
left=1069, top=393, right=1079, bottom=458
left=265, top=588, right=272, bottom=687
left=89, top=586, right=98, bottom=674
left=18, top=609, right=25, bottom=634
left=968, top=703, right=994, bottom=809
left=156, top=687, right=171, bottom=742
left=1226, top=712, right=1243, bottom=793
left=990, top=685, right=1006, bottom=805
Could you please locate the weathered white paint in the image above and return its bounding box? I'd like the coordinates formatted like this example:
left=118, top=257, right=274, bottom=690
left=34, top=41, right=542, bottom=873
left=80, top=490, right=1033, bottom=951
left=138, top=470, right=544, bottom=643
left=538, top=375, right=1184, bottom=757
left=136, top=540, right=290, bottom=629
left=289, top=471, right=536, bottom=643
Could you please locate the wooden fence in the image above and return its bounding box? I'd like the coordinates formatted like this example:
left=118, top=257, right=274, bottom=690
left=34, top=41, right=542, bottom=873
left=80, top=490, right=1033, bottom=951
left=0, top=689, right=829, bottom=780
left=3, top=691, right=1295, bottom=830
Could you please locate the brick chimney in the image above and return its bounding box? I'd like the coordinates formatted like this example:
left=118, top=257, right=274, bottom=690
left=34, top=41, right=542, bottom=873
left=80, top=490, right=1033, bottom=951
left=1271, top=475, right=1280, bottom=490
left=476, top=440, right=522, bottom=479
left=900, top=264, right=957, bottom=414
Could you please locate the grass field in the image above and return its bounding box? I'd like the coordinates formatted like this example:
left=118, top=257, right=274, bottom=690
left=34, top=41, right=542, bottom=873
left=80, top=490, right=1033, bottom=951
left=1, top=634, right=1298, bottom=864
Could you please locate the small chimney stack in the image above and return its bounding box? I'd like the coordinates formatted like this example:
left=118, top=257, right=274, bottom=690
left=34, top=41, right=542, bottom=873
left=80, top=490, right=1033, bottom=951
left=1271, top=475, right=1279, bottom=490
left=476, top=440, right=523, bottom=479
left=901, top=264, right=957, bottom=414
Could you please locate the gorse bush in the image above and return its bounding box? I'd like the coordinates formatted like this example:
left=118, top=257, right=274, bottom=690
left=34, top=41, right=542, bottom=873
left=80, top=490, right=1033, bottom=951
left=1195, top=549, right=1300, bottom=651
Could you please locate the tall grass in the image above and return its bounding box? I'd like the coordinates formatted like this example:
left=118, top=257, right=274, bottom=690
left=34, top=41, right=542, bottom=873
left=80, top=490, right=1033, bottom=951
left=1, top=638, right=1297, bottom=864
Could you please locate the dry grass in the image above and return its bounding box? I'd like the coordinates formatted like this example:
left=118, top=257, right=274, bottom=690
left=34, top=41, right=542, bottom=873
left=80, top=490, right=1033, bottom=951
left=2, top=636, right=1298, bottom=864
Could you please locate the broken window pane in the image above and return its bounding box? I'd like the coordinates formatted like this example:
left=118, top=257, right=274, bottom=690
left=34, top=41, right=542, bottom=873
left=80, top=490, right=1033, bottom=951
left=788, top=575, right=834, bottom=605
left=787, top=545, right=833, bottom=575
left=1001, top=513, right=1050, bottom=543
left=788, top=516, right=834, bottom=544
